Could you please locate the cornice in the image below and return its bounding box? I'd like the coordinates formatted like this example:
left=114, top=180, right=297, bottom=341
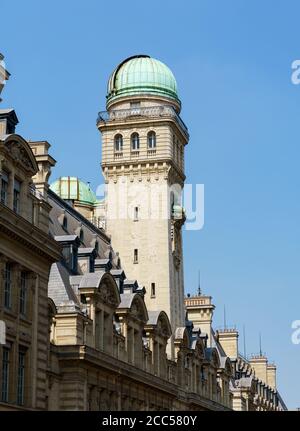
left=98, top=116, right=189, bottom=142
left=0, top=203, right=61, bottom=262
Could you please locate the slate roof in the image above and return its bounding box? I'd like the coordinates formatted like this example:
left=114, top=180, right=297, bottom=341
left=48, top=262, right=80, bottom=307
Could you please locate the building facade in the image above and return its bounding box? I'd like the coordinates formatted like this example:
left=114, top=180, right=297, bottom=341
left=0, top=104, right=61, bottom=410
left=0, top=53, right=287, bottom=411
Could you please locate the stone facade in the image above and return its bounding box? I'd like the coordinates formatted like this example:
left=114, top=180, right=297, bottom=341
left=185, top=294, right=286, bottom=411
left=0, top=109, right=61, bottom=410
left=0, top=53, right=287, bottom=411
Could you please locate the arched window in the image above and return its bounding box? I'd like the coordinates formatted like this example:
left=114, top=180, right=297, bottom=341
left=131, top=133, right=139, bottom=151
left=147, top=131, right=156, bottom=149
left=114, top=134, right=123, bottom=152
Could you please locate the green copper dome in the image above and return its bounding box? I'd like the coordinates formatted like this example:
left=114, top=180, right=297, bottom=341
left=107, top=55, right=179, bottom=104
left=50, top=177, right=97, bottom=205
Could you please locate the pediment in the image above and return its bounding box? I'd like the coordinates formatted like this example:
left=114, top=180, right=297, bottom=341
left=3, top=134, right=38, bottom=174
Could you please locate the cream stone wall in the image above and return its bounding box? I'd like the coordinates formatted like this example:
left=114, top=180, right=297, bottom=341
left=249, top=356, right=268, bottom=383
left=217, top=330, right=239, bottom=360
left=99, top=104, right=188, bottom=341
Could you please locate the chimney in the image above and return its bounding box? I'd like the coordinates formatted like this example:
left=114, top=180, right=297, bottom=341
left=28, top=141, right=56, bottom=197
left=249, top=355, right=268, bottom=384
left=267, top=363, right=277, bottom=390
left=216, top=329, right=239, bottom=360
left=184, top=294, right=215, bottom=347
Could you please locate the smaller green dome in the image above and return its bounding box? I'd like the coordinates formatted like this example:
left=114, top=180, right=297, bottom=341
left=50, top=177, right=97, bottom=205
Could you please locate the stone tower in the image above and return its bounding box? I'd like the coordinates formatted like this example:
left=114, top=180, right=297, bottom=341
left=97, top=55, right=189, bottom=333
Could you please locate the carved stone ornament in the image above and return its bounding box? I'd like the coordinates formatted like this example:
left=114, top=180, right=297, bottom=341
left=99, top=282, right=118, bottom=307
left=5, top=141, right=34, bottom=171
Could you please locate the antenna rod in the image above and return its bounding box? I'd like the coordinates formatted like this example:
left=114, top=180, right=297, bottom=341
left=259, top=332, right=262, bottom=356
left=224, top=305, right=227, bottom=330
left=197, top=270, right=201, bottom=295
left=243, top=325, right=246, bottom=358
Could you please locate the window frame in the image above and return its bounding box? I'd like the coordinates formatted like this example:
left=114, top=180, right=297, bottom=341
left=13, top=178, right=21, bottom=214
left=147, top=131, right=156, bottom=149
left=131, top=133, right=140, bottom=151
left=1, top=346, right=10, bottom=403
left=114, top=134, right=123, bottom=153
left=0, top=171, right=9, bottom=205
left=151, top=282, right=156, bottom=298
left=20, top=271, right=27, bottom=315
left=4, top=263, right=12, bottom=309
left=17, top=348, right=26, bottom=406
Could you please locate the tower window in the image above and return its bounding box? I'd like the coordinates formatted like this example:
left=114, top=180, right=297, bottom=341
left=13, top=179, right=21, bottom=213
left=114, top=134, right=123, bottom=152
left=151, top=283, right=156, bottom=298
left=134, top=249, right=138, bottom=263
left=147, top=131, right=156, bottom=149
left=131, top=133, right=140, bottom=151
left=134, top=206, right=139, bottom=221
left=0, top=171, right=8, bottom=205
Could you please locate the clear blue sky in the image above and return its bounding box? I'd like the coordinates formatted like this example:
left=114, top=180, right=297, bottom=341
left=1, top=0, right=299, bottom=409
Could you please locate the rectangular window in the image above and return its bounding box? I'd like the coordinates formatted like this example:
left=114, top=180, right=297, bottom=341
left=1, top=171, right=8, bottom=205
left=20, top=272, right=27, bottom=315
left=13, top=179, right=21, bottom=213
left=17, top=349, right=26, bottom=405
left=4, top=263, right=12, bottom=309
left=1, top=347, right=10, bottom=402
left=134, top=249, right=138, bottom=264
left=151, top=283, right=156, bottom=298
left=134, top=206, right=139, bottom=221
left=130, top=101, right=140, bottom=109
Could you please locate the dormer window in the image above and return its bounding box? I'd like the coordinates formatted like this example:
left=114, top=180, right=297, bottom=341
left=131, top=133, right=139, bottom=151
left=62, top=215, right=68, bottom=230
left=79, top=229, right=84, bottom=243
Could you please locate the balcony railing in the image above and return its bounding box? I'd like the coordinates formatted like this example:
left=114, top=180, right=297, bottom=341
left=147, top=149, right=156, bottom=156
left=97, top=105, right=189, bottom=137
left=114, top=151, right=123, bottom=159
